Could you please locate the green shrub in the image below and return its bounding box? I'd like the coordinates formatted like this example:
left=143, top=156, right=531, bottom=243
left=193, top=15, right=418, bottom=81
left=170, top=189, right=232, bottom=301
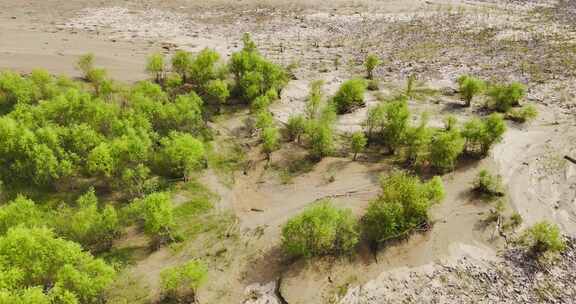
left=161, top=260, right=207, bottom=302
left=281, top=200, right=359, bottom=258
left=286, top=114, right=307, bottom=143
left=487, top=82, right=525, bottom=112
left=261, top=126, right=280, bottom=160
left=160, top=132, right=206, bottom=179
left=171, top=50, right=192, bottom=82
left=146, top=53, right=166, bottom=83
left=404, top=115, right=433, bottom=166
left=364, top=54, right=381, bottom=80
left=76, top=53, right=95, bottom=80
left=507, top=104, right=538, bottom=123
left=0, top=195, right=45, bottom=234
left=307, top=121, right=334, bottom=160
left=333, top=79, right=367, bottom=114
left=127, top=192, right=175, bottom=244
left=305, top=80, right=324, bottom=119
left=443, top=115, right=457, bottom=131
left=462, top=113, right=506, bottom=156
left=473, top=169, right=504, bottom=197
left=457, top=75, right=485, bottom=107
left=0, top=227, right=115, bottom=303
left=521, top=221, right=566, bottom=256
left=429, top=129, right=465, bottom=172
left=350, top=131, right=367, bottom=161
left=362, top=171, right=444, bottom=244
left=381, top=97, right=410, bottom=153
left=205, top=79, right=229, bottom=105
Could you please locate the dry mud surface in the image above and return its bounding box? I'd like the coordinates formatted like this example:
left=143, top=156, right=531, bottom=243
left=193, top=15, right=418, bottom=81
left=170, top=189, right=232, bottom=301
left=1, top=0, right=576, bottom=303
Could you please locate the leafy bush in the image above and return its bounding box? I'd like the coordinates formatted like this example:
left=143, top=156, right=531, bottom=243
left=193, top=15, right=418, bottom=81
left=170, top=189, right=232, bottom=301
left=171, top=50, right=192, bottom=82
left=0, top=227, right=115, bottom=303
left=379, top=97, right=409, bottom=154
left=506, top=104, right=538, bottom=123
left=161, top=260, right=207, bottom=302
left=127, top=192, right=175, bottom=244
left=487, top=82, right=525, bottom=112
left=229, top=33, right=288, bottom=103
left=473, top=169, right=504, bottom=197
left=306, top=121, right=334, bottom=160
left=146, top=53, right=166, bottom=83
left=364, top=54, right=381, bottom=80
left=205, top=79, right=230, bottom=105
left=261, top=126, right=280, bottom=160
left=286, top=114, right=307, bottom=143
left=429, top=129, right=465, bottom=172
left=521, top=221, right=566, bottom=256
left=76, top=53, right=95, bottom=80
left=404, top=115, right=433, bottom=166
left=457, top=75, right=485, bottom=107
left=281, top=200, right=359, bottom=258
left=160, top=132, right=206, bottom=179
left=333, top=79, right=367, bottom=114
left=305, top=80, right=324, bottom=119
left=0, top=195, right=45, bottom=234
left=362, top=171, right=444, bottom=244
left=462, top=113, right=506, bottom=156
left=350, top=131, right=367, bottom=161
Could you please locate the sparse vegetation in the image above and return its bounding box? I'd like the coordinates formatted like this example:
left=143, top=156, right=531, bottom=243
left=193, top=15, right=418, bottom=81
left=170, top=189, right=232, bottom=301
left=364, top=54, right=382, bottom=80
left=520, top=221, right=566, bottom=257
left=507, top=104, right=538, bottom=123
left=473, top=169, right=504, bottom=197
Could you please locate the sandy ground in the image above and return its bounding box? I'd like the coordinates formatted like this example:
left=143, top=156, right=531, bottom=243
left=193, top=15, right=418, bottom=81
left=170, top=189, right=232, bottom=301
left=1, top=0, right=575, bottom=303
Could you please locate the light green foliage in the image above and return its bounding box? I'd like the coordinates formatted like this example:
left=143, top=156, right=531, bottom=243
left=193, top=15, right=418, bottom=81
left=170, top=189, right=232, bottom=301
left=205, top=79, right=229, bottom=104
left=307, top=121, right=334, bottom=160
left=160, top=132, right=205, bottom=179
left=261, top=127, right=280, bottom=159
left=229, top=34, right=288, bottom=103
left=119, top=164, right=158, bottom=199
left=158, top=92, right=204, bottom=135
left=507, top=104, right=538, bottom=123
left=443, top=115, right=457, bottom=131
left=473, top=169, right=503, bottom=197
left=255, top=110, right=274, bottom=130
left=404, top=114, right=433, bottom=166
left=0, top=196, right=44, bottom=234
left=146, top=53, right=165, bottom=83
left=457, top=75, right=485, bottom=107
left=374, top=96, right=410, bottom=154
left=429, top=129, right=465, bottom=172
left=364, top=54, right=381, bottom=80
left=333, top=79, right=367, bottom=114
left=487, top=82, right=526, bottom=112
left=0, top=227, right=115, bottom=303
left=251, top=95, right=271, bottom=113
left=462, top=113, right=506, bottom=156
left=171, top=50, right=192, bottom=82
left=281, top=200, right=359, bottom=258
left=350, top=131, right=367, bottom=161
left=286, top=114, right=307, bottom=143
left=87, top=142, right=116, bottom=178
left=0, top=70, right=41, bottom=110
left=306, top=80, right=324, bottom=119
left=362, top=171, right=444, bottom=244
left=160, top=260, right=207, bottom=301
left=188, top=48, right=221, bottom=90
left=53, top=188, right=120, bottom=252
left=76, top=53, right=95, bottom=80
left=521, top=221, right=566, bottom=256
left=128, top=192, right=174, bottom=242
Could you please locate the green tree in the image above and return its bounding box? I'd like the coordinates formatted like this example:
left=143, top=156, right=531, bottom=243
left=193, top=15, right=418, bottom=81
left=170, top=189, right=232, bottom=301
left=362, top=171, right=444, bottom=244
left=487, top=82, right=525, bottom=112
left=261, top=126, right=280, bottom=161
left=188, top=48, right=221, bottom=90
left=429, top=129, right=465, bottom=172
left=87, top=142, right=116, bottom=178
left=382, top=97, right=409, bottom=154
left=171, top=50, right=192, bottom=82
left=0, top=227, right=115, bottom=303
left=286, top=114, right=307, bottom=143
left=472, top=169, right=503, bottom=197
left=160, top=132, right=205, bottom=179
left=457, top=75, right=485, bottom=107
left=364, top=54, right=381, bottom=80
left=462, top=113, right=506, bottom=156
left=205, top=79, right=230, bottom=105
left=305, top=80, right=324, bottom=119
left=0, top=196, right=44, bottom=234
left=127, top=192, right=175, bottom=244
left=161, top=260, right=207, bottom=303
left=521, top=221, right=566, bottom=256
left=350, top=131, right=367, bottom=161
left=403, top=114, right=432, bottom=166
left=281, top=200, right=359, bottom=258
left=146, top=53, right=165, bottom=84
left=307, top=121, right=334, bottom=160
left=76, top=53, right=95, bottom=80
left=333, top=79, right=367, bottom=114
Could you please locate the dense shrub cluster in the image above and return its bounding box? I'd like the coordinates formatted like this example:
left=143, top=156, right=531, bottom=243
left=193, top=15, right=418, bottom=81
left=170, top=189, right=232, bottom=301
left=281, top=172, right=445, bottom=258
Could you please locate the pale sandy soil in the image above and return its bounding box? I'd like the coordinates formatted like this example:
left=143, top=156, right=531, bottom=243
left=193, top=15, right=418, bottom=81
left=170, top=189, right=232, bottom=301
left=1, top=0, right=575, bottom=303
